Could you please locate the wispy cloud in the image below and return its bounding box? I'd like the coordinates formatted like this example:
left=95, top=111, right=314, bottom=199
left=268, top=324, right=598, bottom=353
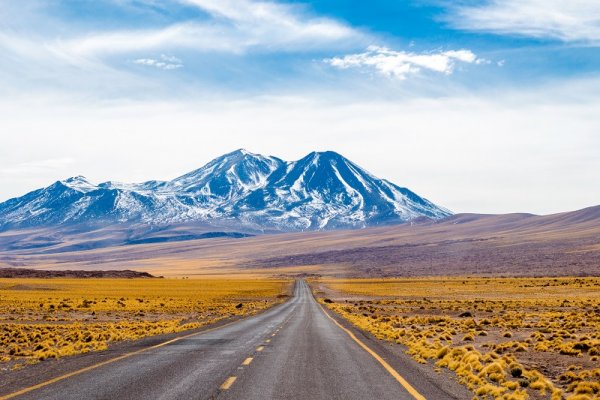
left=133, top=54, right=183, bottom=70
left=57, top=0, right=361, bottom=58
left=448, top=0, right=600, bottom=43
left=181, top=0, right=356, bottom=43
left=0, top=1, right=365, bottom=97
left=325, top=45, right=485, bottom=80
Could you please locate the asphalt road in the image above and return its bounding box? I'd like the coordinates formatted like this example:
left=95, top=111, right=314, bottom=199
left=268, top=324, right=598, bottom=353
left=8, top=280, right=466, bottom=400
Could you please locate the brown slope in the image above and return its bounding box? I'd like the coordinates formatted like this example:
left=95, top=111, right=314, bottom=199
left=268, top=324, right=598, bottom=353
left=0, top=206, right=599, bottom=277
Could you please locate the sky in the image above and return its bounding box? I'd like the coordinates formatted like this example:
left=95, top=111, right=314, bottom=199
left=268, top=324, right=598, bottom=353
left=1, top=0, right=599, bottom=214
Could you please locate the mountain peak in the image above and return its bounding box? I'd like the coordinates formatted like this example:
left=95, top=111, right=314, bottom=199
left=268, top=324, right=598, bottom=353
left=233, top=148, right=251, bottom=156
left=304, top=150, right=346, bottom=161
left=220, top=148, right=269, bottom=160
left=192, top=149, right=279, bottom=171
left=62, top=175, right=89, bottom=182
left=314, top=150, right=344, bottom=157
left=223, top=148, right=252, bottom=158
left=170, top=149, right=284, bottom=195
left=59, top=176, right=97, bottom=193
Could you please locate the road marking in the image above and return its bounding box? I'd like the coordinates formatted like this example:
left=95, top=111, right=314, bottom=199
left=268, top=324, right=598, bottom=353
left=220, top=376, right=237, bottom=390
left=318, top=303, right=427, bottom=400
left=0, top=319, right=241, bottom=400
left=242, top=357, right=253, bottom=366
left=256, top=346, right=264, bottom=352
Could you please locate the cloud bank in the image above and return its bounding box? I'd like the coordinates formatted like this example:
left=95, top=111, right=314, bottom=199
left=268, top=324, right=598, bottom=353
left=449, top=0, right=600, bottom=43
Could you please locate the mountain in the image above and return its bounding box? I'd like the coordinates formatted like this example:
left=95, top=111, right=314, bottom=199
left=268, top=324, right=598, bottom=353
left=0, top=149, right=451, bottom=232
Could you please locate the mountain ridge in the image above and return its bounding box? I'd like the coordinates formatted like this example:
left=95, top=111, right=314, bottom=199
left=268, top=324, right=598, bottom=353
left=0, top=149, right=451, bottom=232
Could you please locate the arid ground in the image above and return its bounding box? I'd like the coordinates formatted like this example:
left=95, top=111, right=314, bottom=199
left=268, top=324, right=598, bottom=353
left=1, top=207, right=600, bottom=400
left=314, top=277, right=600, bottom=400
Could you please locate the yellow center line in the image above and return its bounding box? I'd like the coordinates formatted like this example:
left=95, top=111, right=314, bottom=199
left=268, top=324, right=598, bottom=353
left=0, top=319, right=241, bottom=400
left=317, top=302, right=427, bottom=400
left=242, top=357, right=253, bottom=366
left=220, top=376, right=237, bottom=390
left=256, top=346, right=265, bottom=352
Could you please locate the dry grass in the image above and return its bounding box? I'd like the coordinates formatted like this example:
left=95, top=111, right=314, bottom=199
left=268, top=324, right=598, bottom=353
left=0, top=277, right=291, bottom=369
left=317, top=277, right=600, bottom=400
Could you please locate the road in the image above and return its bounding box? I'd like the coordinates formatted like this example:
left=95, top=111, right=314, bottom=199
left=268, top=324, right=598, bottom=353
left=6, top=280, right=467, bottom=400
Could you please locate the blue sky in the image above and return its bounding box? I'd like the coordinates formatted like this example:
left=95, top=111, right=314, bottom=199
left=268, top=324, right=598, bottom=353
left=4, top=0, right=599, bottom=96
left=1, top=0, right=600, bottom=213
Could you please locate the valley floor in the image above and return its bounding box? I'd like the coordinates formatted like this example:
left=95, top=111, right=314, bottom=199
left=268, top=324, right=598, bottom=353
left=1, top=276, right=598, bottom=400
left=0, top=280, right=468, bottom=400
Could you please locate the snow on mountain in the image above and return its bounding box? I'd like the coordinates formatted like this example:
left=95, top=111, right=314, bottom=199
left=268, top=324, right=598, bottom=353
left=61, top=176, right=98, bottom=193
left=0, top=150, right=452, bottom=231
left=169, top=149, right=284, bottom=195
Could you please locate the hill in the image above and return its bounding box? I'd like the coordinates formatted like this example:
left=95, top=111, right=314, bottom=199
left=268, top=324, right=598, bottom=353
left=2, top=206, right=600, bottom=277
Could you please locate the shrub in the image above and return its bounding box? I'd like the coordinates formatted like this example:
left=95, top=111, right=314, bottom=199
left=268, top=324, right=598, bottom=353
left=510, top=365, right=523, bottom=378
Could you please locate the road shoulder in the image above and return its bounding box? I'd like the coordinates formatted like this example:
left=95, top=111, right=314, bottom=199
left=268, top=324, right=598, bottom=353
left=318, top=301, right=474, bottom=400
left=0, top=300, right=289, bottom=398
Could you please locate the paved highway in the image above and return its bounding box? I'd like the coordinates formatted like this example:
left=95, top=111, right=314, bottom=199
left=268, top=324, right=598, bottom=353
left=6, top=280, right=467, bottom=400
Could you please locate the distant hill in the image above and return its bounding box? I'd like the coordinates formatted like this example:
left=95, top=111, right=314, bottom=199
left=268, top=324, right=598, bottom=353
left=2, top=206, right=600, bottom=278
left=0, top=268, right=156, bottom=278
left=0, top=149, right=450, bottom=232
left=249, top=205, right=600, bottom=277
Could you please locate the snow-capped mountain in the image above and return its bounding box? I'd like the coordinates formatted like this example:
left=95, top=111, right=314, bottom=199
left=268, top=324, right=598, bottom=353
left=0, top=150, right=451, bottom=232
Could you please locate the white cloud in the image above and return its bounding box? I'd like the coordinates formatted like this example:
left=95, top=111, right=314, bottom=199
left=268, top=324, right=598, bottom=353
left=133, top=54, right=183, bottom=70
left=182, top=0, right=356, bottom=42
left=53, top=0, right=360, bottom=58
left=449, top=0, right=600, bottom=43
left=62, top=24, right=226, bottom=57
left=325, top=46, right=484, bottom=80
